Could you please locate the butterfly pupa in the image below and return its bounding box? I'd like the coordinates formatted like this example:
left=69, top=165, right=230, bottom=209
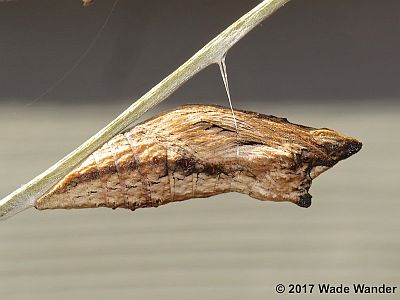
left=35, top=104, right=362, bottom=211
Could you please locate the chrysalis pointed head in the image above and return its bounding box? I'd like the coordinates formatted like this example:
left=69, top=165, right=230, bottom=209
left=312, top=129, right=362, bottom=162
left=308, top=129, right=362, bottom=179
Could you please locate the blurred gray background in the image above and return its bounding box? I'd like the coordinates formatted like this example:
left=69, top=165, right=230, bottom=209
left=0, top=0, right=399, bottom=299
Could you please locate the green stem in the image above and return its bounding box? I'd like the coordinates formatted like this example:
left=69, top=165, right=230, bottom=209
left=0, top=0, right=290, bottom=220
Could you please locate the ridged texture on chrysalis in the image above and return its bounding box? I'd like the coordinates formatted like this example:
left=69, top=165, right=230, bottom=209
left=35, top=104, right=362, bottom=211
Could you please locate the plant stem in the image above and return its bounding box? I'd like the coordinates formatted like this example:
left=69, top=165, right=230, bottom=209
left=0, top=0, right=290, bottom=220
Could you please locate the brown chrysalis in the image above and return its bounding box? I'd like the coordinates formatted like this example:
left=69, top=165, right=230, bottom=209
left=35, top=104, right=362, bottom=211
